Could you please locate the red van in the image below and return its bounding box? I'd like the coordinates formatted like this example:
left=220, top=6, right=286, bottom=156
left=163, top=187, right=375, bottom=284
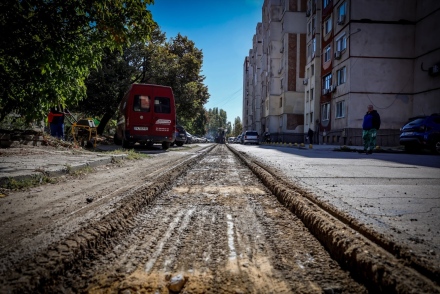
left=114, top=83, right=176, bottom=150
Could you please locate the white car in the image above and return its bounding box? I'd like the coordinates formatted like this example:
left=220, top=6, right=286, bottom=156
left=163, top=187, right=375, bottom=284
left=243, top=131, right=259, bottom=145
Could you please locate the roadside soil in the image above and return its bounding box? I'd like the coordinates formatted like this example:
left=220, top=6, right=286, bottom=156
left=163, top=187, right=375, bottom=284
left=0, top=144, right=208, bottom=277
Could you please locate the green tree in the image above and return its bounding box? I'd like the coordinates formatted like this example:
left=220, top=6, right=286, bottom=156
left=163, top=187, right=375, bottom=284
left=145, top=34, right=209, bottom=122
left=0, top=0, right=155, bottom=122
left=232, top=116, right=243, bottom=137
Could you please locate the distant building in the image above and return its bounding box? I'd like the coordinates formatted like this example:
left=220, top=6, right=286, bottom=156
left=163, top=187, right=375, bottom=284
left=244, top=0, right=440, bottom=145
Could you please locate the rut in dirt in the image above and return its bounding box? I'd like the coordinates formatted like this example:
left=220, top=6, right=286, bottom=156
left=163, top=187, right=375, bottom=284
left=44, top=144, right=366, bottom=294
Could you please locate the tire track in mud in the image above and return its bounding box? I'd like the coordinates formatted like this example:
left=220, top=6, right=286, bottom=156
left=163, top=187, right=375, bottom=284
left=0, top=145, right=215, bottom=293
left=37, top=144, right=367, bottom=293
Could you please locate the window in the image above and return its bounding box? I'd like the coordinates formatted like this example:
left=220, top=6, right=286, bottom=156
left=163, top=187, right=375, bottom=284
left=337, top=67, right=346, bottom=85
left=308, top=21, right=312, bottom=35
left=336, top=100, right=345, bottom=118
left=307, top=43, right=312, bottom=58
left=324, top=45, right=331, bottom=62
left=321, top=103, right=330, bottom=121
left=279, top=97, right=283, bottom=107
left=312, top=16, right=316, bottom=32
left=154, top=97, right=171, bottom=113
left=306, top=113, right=309, bottom=124
left=338, top=2, right=347, bottom=18
left=336, top=34, right=347, bottom=52
left=323, top=0, right=330, bottom=8
left=310, top=112, right=314, bottom=123
left=323, top=74, right=332, bottom=89
left=133, top=95, right=150, bottom=112
left=324, top=17, right=332, bottom=35
left=306, top=90, right=309, bottom=102
left=310, top=88, right=314, bottom=100
left=311, top=64, right=315, bottom=76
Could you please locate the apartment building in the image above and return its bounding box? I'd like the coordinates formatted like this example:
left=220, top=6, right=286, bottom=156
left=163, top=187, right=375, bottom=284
left=244, top=0, right=440, bottom=145
left=243, top=0, right=307, bottom=142
left=318, top=0, right=440, bottom=146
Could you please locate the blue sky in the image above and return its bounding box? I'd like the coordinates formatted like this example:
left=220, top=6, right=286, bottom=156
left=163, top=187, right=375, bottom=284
left=148, top=0, right=264, bottom=125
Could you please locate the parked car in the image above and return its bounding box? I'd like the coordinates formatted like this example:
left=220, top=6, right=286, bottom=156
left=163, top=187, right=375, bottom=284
left=185, top=131, right=193, bottom=144
left=172, top=125, right=186, bottom=147
left=234, top=135, right=242, bottom=144
left=399, top=113, right=440, bottom=153
left=228, top=137, right=235, bottom=143
left=243, top=130, right=259, bottom=145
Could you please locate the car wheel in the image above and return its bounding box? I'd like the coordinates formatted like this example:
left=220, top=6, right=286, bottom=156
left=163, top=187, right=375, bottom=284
left=162, top=141, right=170, bottom=150
left=176, top=141, right=184, bottom=147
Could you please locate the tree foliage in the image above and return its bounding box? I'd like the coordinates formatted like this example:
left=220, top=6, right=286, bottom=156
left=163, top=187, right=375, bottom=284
left=206, top=107, right=228, bottom=138
left=0, top=0, right=155, bottom=122
left=232, top=116, right=243, bottom=137
left=73, top=28, right=210, bottom=135
left=142, top=34, right=210, bottom=123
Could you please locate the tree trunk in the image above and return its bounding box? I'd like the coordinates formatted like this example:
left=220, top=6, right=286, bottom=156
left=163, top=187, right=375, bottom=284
left=97, top=111, right=114, bottom=135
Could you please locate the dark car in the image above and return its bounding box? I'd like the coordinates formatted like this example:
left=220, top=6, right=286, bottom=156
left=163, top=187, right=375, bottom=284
left=399, top=113, right=440, bottom=153
left=172, top=125, right=187, bottom=147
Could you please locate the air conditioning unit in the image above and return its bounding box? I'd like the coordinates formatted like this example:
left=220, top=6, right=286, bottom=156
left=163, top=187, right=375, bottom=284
left=334, top=51, right=341, bottom=60
left=337, top=14, right=346, bottom=25
left=303, top=78, right=309, bottom=85
left=322, top=88, right=329, bottom=95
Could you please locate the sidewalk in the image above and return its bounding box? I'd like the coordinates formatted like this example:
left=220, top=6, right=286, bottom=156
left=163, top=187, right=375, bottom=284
left=0, top=144, right=126, bottom=186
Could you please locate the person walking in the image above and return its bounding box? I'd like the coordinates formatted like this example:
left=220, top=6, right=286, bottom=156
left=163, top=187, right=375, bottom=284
left=307, top=128, right=314, bottom=144
left=362, top=104, right=381, bottom=154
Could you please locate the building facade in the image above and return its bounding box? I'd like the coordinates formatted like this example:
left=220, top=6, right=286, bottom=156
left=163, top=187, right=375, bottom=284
left=244, top=0, right=440, bottom=145
left=244, top=0, right=307, bottom=142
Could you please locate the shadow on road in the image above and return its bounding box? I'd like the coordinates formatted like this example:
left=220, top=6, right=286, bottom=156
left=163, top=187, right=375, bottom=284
left=251, top=144, right=440, bottom=169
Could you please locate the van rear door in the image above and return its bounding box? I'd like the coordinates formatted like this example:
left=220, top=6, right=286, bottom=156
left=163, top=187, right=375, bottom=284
left=150, top=86, right=175, bottom=139
left=128, top=84, right=154, bottom=134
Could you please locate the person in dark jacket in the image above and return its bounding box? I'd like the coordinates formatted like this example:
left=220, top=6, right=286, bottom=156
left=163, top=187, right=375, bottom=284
left=48, top=107, right=65, bottom=139
left=362, top=104, right=381, bottom=154
left=307, top=128, right=314, bottom=144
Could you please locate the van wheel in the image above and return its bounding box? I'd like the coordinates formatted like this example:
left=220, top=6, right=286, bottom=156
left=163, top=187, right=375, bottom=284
left=162, top=142, right=170, bottom=150
left=176, top=141, right=184, bottom=147
left=113, top=133, right=122, bottom=145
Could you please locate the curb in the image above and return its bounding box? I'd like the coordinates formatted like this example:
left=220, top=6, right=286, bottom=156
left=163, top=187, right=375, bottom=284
left=0, top=154, right=127, bottom=186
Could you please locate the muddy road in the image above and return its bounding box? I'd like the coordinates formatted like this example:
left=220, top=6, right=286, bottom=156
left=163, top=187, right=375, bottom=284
left=0, top=144, right=438, bottom=293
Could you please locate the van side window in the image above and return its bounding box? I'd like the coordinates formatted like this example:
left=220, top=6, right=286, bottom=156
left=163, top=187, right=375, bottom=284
left=133, top=95, right=150, bottom=112
left=154, top=97, right=171, bottom=113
